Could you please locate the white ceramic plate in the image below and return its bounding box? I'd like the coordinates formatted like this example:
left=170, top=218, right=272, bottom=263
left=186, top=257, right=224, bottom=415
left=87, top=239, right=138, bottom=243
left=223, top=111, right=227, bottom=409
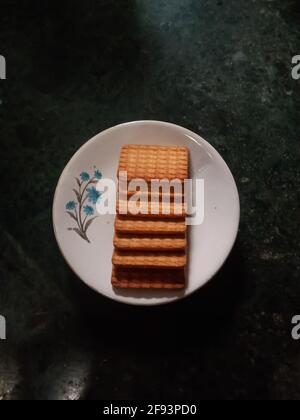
left=53, top=121, right=240, bottom=306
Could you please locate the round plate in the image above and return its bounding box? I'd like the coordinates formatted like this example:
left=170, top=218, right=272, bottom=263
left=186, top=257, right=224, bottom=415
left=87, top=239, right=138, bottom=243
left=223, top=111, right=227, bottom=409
left=53, top=121, right=240, bottom=306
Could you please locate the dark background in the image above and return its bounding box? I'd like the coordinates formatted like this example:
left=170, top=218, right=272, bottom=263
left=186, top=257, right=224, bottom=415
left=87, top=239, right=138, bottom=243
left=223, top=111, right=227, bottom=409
left=0, top=0, right=299, bottom=400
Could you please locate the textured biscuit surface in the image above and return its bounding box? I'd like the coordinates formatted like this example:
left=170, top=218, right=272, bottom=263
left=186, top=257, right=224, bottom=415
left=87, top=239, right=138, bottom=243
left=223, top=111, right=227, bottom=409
left=111, top=144, right=189, bottom=289
left=115, top=216, right=186, bottom=235
left=119, top=188, right=184, bottom=201
left=114, top=233, right=186, bottom=251
left=112, top=250, right=187, bottom=268
left=117, top=200, right=186, bottom=218
left=118, top=145, right=189, bottom=182
left=112, top=267, right=185, bottom=289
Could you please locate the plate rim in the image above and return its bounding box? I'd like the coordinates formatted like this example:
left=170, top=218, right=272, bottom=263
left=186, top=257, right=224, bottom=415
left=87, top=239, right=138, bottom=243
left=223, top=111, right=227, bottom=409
left=52, top=120, right=240, bottom=306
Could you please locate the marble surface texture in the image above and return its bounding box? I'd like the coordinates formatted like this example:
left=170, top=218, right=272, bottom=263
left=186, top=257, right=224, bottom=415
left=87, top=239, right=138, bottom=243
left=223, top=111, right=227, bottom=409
left=0, top=0, right=299, bottom=400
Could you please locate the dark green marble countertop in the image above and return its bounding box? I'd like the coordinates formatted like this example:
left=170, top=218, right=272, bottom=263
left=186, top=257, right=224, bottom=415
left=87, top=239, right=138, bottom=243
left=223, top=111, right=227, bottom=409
left=0, top=0, right=299, bottom=400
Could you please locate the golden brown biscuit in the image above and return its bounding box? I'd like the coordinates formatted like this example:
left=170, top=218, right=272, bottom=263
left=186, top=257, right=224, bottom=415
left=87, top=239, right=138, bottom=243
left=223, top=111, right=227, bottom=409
left=114, top=233, right=186, bottom=251
left=115, top=216, right=186, bottom=235
left=118, top=144, right=189, bottom=182
left=112, top=250, right=187, bottom=269
left=116, top=200, right=186, bottom=218
left=119, top=187, right=184, bottom=202
left=112, top=267, right=185, bottom=289
left=111, top=144, right=189, bottom=290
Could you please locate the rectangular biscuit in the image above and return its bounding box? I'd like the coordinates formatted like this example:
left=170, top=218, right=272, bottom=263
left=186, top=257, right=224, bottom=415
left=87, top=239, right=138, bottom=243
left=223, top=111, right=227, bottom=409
left=118, top=144, right=189, bottom=182
left=112, top=250, right=187, bottom=269
left=112, top=267, right=185, bottom=289
left=119, top=188, right=184, bottom=202
left=117, top=200, right=186, bottom=218
left=115, top=216, right=187, bottom=235
left=114, top=233, right=186, bottom=251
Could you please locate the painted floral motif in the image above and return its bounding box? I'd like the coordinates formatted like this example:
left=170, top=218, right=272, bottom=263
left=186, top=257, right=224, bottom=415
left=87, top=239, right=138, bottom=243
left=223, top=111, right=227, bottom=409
left=86, top=186, right=102, bottom=204
left=66, top=201, right=77, bottom=211
left=94, top=170, right=102, bottom=180
left=80, top=172, right=90, bottom=182
left=65, top=168, right=102, bottom=243
left=83, top=205, right=94, bottom=216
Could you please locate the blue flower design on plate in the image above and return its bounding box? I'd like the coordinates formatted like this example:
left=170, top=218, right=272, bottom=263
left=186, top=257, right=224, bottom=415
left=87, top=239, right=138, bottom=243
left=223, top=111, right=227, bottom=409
left=65, top=168, right=103, bottom=243
left=87, top=187, right=102, bottom=204
left=80, top=172, right=90, bottom=182
left=83, top=205, right=94, bottom=216
left=66, top=201, right=77, bottom=211
left=94, top=170, right=102, bottom=180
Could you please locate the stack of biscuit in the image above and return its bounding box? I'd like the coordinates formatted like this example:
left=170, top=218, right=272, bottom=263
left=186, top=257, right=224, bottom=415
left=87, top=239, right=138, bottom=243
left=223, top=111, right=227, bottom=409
left=112, top=144, right=189, bottom=289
